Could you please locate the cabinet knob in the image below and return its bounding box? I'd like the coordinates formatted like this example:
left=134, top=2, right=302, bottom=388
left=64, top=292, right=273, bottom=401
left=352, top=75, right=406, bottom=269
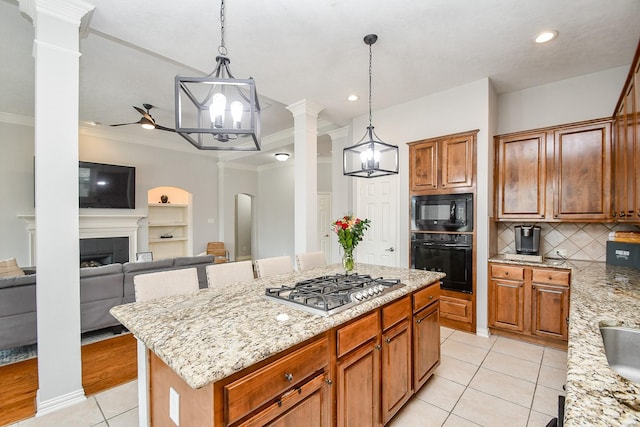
left=284, top=373, right=294, bottom=382
left=428, top=295, right=433, bottom=300
left=375, top=344, right=382, bottom=351
left=637, top=211, right=640, bottom=217
left=325, top=378, right=333, bottom=386
left=385, top=337, right=391, bottom=344
left=505, top=272, right=509, bottom=276
left=417, top=318, right=422, bottom=324
left=620, top=212, right=626, bottom=217
left=540, top=215, right=545, bottom=218
left=613, top=212, right=617, bottom=217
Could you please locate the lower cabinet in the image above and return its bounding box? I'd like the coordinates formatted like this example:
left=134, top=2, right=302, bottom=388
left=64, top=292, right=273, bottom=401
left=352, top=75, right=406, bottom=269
left=489, top=262, right=570, bottom=346
left=336, top=312, right=381, bottom=427
left=381, top=298, right=412, bottom=425
left=150, top=282, right=442, bottom=427
left=412, top=287, right=441, bottom=390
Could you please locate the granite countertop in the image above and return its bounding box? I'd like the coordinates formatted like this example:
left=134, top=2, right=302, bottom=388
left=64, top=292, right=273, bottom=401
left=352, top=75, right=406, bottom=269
left=490, top=255, right=640, bottom=426
left=110, top=263, right=443, bottom=389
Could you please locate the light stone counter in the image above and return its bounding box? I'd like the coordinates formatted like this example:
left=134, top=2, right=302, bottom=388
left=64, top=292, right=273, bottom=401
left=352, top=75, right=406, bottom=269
left=490, top=255, right=640, bottom=426
left=110, top=263, right=444, bottom=390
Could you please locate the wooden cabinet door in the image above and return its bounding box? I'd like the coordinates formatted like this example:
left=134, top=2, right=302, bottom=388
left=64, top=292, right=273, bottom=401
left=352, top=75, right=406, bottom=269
left=488, top=278, right=525, bottom=332
left=553, top=121, right=612, bottom=220
left=635, top=61, right=640, bottom=221
left=410, top=141, right=437, bottom=191
left=441, top=134, right=473, bottom=189
left=531, top=283, right=570, bottom=341
left=336, top=340, right=381, bottom=427
left=495, top=132, right=546, bottom=219
left=413, top=303, right=440, bottom=391
left=381, top=319, right=412, bottom=425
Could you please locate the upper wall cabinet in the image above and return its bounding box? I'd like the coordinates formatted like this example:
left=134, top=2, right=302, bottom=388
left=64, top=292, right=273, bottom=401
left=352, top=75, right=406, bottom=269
left=408, top=130, right=477, bottom=194
left=494, top=119, right=613, bottom=222
left=612, top=40, right=640, bottom=222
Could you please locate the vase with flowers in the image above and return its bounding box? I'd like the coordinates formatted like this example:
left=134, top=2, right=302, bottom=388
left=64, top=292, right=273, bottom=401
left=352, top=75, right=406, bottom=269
left=332, top=214, right=371, bottom=274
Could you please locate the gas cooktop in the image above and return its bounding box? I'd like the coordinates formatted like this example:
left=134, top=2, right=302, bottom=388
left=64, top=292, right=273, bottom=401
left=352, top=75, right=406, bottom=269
left=264, top=274, right=404, bottom=317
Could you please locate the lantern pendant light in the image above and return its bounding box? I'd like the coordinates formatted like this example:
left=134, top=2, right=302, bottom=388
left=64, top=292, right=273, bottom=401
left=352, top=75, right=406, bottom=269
left=343, top=34, right=399, bottom=178
left=174, top=0, right=261, bottom=151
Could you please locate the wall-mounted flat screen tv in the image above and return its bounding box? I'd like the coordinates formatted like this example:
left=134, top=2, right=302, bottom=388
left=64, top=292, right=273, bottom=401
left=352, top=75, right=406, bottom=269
left=79, top=161, right=135, bottom=209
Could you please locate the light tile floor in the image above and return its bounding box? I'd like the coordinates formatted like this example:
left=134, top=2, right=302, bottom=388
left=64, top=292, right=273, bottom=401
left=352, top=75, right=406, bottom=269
left=389, top=327, right=567, bottom=427
left=7, top=327, right=566, bottom=426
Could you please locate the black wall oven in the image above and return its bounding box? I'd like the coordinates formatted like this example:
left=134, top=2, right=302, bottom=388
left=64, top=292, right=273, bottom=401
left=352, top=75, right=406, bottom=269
left=411, top=233, right=473, bottom=293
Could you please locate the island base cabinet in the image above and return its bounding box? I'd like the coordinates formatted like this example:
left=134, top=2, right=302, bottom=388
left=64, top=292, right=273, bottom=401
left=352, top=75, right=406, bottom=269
left=238, top=372, right=330, bottom=427
left=149, top=352, right=214, bottom=427
left=336, top=340, right=381, bottom=427
left=413, top=302, right=440, bottom=391
left=381, top=298, right=412, bottom=425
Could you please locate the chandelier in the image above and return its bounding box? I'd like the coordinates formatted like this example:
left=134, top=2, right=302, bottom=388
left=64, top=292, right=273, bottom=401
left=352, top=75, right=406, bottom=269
left=343, top=34, right=399, bottom=178
left=174, top=0, right=261, bottom=151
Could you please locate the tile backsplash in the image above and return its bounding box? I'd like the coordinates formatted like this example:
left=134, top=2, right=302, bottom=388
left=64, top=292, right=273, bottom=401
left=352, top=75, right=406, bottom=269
left=497, top=222, right=640, bottom=262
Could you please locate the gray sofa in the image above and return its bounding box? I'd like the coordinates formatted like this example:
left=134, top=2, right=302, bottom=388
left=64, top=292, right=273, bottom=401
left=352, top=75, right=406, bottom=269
left=0, top=255, right=214, bottom=351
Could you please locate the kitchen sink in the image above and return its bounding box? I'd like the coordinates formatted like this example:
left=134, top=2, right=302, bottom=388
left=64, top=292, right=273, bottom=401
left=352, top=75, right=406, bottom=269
left=599, top=325, right=640, bottom=383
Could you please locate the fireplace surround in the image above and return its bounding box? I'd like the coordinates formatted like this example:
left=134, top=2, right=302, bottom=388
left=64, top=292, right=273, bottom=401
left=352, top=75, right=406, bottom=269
left=18, top=214, right=145, bottom=266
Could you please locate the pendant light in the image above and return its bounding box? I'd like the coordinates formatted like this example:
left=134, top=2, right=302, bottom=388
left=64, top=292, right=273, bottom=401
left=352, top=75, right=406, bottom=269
left=174, top=0, right=261, bottom=151
left=343, top=34, right=399, bottom=178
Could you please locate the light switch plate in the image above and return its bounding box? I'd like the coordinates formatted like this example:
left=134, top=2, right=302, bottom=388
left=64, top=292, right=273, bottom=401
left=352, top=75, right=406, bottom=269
left=169, top=387, right=180, bottom=425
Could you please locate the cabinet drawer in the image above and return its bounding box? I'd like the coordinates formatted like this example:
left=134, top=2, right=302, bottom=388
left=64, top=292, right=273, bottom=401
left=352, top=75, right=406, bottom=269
left=532, top=268, right=570, bottom=286
left=440, top=296, right=473, bottom=323
left=337, top=311, right=379, bottom=358
left=225, top=337, right=329, bottom=425
left=382, top=296, right=411, bottom=331
left=413, top=283, right=440, bottom=313
left=490, top=264, right=524, bottom=281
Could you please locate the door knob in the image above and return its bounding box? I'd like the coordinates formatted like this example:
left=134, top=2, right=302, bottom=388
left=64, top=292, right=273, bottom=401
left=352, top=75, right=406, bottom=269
left=385, top=247, right=395, bottom=252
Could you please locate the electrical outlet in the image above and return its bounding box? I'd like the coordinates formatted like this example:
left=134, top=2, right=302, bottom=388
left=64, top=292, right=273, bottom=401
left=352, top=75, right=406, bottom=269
left=556, top=248, right=568, bottom=258
left=169, top=387, right=180, bottom=425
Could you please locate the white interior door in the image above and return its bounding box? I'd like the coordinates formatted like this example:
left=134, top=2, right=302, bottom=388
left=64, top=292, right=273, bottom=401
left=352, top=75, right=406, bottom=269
left=355, top=176, right=399, bottom=266
left=317, top=193, right=332, bottom=263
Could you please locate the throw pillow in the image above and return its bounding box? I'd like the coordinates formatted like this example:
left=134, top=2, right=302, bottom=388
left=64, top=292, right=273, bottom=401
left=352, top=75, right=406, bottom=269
left=0, top=258, right=25, bottom=278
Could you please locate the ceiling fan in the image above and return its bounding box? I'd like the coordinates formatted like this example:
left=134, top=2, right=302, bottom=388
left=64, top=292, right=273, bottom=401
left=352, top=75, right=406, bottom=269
left=109, top=104, right=175, bottom=132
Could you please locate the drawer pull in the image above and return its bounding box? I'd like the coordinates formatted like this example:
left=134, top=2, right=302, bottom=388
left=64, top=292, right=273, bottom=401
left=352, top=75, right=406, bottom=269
left=428, top=295, right=433, bottom=300
left=284, top=373, right=294, bottom=382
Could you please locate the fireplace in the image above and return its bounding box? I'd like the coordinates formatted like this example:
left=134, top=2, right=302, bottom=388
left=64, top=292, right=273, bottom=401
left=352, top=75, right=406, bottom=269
left=18, top=214, right=145, bottom=266
left=80, top=237, right=129, bottom=267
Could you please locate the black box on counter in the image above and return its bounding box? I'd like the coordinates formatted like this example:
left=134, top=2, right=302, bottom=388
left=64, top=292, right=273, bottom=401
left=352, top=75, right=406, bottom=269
left=606, top=241, right=640, bottom=270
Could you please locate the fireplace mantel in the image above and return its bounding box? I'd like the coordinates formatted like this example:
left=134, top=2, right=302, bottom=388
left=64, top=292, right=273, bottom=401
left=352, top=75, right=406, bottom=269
left=18, top=213, right=146, bottom=266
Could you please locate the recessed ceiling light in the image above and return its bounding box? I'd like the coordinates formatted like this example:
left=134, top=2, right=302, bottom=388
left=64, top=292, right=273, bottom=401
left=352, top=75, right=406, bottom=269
left=347, top=94, right=359, bottom=102
left=275, top=153, right=290, bottom=161
left=535, top=30, right=558, bottom=44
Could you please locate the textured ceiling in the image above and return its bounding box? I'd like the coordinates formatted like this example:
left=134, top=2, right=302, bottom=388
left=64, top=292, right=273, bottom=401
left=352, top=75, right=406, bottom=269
left=1, top=0, right=639, bottom=165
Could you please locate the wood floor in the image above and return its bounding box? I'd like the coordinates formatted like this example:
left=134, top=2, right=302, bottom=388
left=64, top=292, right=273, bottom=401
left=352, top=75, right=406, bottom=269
left=0, top=333, right=137, bottom=426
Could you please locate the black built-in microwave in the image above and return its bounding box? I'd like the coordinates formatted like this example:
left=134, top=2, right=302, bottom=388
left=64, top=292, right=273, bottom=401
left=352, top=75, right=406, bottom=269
left=411, top=193, right=473, bottom=232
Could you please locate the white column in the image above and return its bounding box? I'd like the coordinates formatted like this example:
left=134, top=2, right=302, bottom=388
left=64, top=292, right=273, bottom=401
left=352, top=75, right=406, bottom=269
left=286, top=100, right=324, bottom=255
left=328, top=126, right=352, bottom=264
left=18, top=0, right=95, bottom=416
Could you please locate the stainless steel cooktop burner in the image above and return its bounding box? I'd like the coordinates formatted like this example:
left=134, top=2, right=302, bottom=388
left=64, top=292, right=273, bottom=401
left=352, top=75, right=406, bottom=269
left=265, top=274, right=404, bottom=316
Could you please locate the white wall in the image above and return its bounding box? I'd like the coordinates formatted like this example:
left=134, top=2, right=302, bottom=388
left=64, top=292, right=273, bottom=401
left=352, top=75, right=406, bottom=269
left=218, top=164, right=259, bottom=260
left=497, top=66, right=628, bottom=134
left=0, top=121, right=34, bottom=266
left=256, top=163, right=295, bottom=261
left=1, top=122, right=220, bottom=264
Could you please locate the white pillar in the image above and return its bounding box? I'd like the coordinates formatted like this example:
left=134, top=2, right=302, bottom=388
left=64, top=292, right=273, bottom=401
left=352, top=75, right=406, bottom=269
left=328, top=126, right=352, bottom=264
left=286, top=100, right=324, bottom=255
left=19, top=0, right=95, bottom=416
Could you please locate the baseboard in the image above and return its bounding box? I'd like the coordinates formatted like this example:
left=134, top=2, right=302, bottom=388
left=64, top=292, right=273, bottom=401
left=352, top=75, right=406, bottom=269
left=36, top=388, right=86, bottom=418
left=476, top=327, right=491, bottom=338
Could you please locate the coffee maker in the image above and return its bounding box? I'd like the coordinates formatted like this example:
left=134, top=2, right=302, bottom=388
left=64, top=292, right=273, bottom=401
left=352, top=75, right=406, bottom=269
left=515, top=225, right=541, bottom=255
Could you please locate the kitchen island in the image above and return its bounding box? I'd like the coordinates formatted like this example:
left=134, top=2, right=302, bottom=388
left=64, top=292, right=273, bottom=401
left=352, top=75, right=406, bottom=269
left=489, top=255, right=640, bottom=425
left=110, top=263, right=444, bottom=426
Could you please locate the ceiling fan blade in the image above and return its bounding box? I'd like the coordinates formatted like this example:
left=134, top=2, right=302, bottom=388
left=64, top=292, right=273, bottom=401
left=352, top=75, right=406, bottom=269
left=133, top=105, right=154, bottom=123
left=109, top=121, right=140, bottom=127
left=154, top=124, right=176, bottom=132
